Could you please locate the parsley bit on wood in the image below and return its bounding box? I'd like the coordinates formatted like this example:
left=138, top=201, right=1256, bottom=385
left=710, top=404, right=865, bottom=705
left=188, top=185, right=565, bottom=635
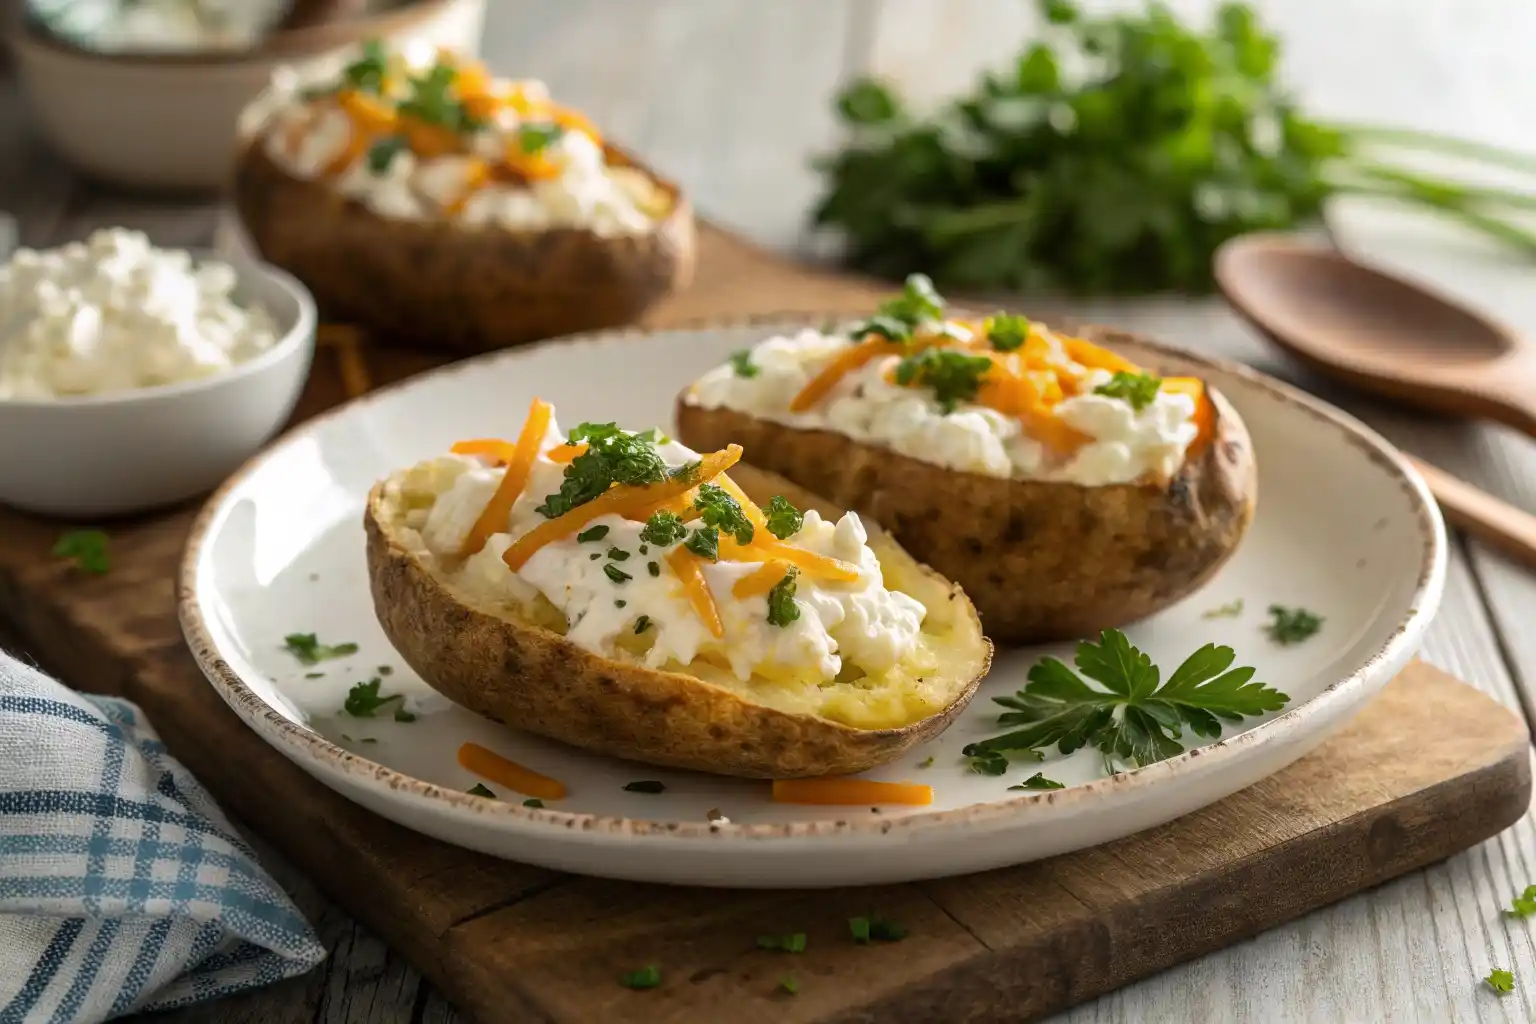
left=1009, top=772, right=1066, bottom=791
left=623, top=780, right=666, bottom=794
left=1505, top=885, right=1536, bottom=918
left=756, top=933, right=807, bottom=953
left=850, top=916, right=907, bottom=944
left=1486, top=968, right=1515, bottom=994
left=53, top=529, right=110, bottom=574
left=284, top=633, right=359, bottom=665
left=1202, top=599, right=1245, bottom=619
left=729, top=349, right=760, bottom=378
left=964, top=629, right=1289, bottom=773
left=1265, top=605, right=1323, bottom=645
left=779, top=975, right=800, bottom=995
left=467, top=783, right=495, bottom=797
left=620, top=965, right=661, bottom=990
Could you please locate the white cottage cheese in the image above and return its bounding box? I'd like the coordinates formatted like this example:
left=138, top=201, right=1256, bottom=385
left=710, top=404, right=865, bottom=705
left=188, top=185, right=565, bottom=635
left=0, top=229, right=280, bottom=400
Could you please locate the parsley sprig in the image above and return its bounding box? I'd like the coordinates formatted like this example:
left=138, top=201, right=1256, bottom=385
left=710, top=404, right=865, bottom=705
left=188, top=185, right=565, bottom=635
left=763, top=495, right=803, bottom=540
left=398, top=62, right=484, bottom=134
left=893, top=348, right=994, bottom=413
left=1487, top=968, right=1515, bottom=994
left=1506, top=885, right=1536, bottom=918
left=640, top=511, right=689, bottom=547
left=343, top=678, right=416, bottom=722
left=1265, top=605, right=1323, bottom=645
left=284, top=632, right=358, bottom=665
left=1094, top=371, right=1162, bottom=411
left=963, top=630, right=1289, bottom=773
left=341, top=39, right=388, bottom=94
left=766, top=568, right=801, bottom=628
left=537, top=424, right=666, bottom=518
left=693, top=484, right=754, bottom=545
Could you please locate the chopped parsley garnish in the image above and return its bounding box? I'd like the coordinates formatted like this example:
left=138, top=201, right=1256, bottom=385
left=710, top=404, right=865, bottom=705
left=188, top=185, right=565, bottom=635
left=849, top=314, right=912, bottom=342
left=614, top=599, right=626, bottom=608
left=1487, top=968, right=1515, bottom=994
left=683, top=526, right=719, bottom=561
left=603, top=564, right=632, bottom=585
left=577, top=525, right=610, bottom=543
left=877, top=272, right=946, bottom=328
left=766, top=568, right=800, bottom=628
left=623, top=780, right=666, bottom=794
left=608, top=547, right=631, bottom=561
left=917, top=756, right=935, bottom=768
left=538, top=424, right=666, bottom=518
left=779, top=975, right=800, bottom=995
left=1202, top=598, right=1245, bottom=619
left=894, top=348, right=993, bottom=413
left=764, top=495, right=803, bottom=540
left=1009, top=773, right=1065, bottom=791
left=729, top=349, right=760, bottom=378
left=640, top=511, right=688, bottom=547
left=1265, top=605, right=1323, bottom=645
left=305, top=671, right=324, bottom=679
left=284, top=632, right=358, bottom=665
left=620, top=965, right=661, bottom=990
left=968, top=750, right=1017, bottom=775
left=634, top=615, right=652, bottom=634
left=378, top=665, right=393, bottom=676
left=341, top=39, right=388, bottom=93
left=397, top=61, right=484, bottom=133
left=693, top=484, right=754, bottom=545
left=517, top=122, right=565, bottom=154
left=647, top=561, right=661, bottom=577
left=963, top=629, right=1289, bottom=773
left=1505, top=885, right=1536, bottom=918
left=756, top=933, right=807, bottom=953
left=366, top=135, right=407, bottom=173
left=1094, top=371, right=1162, bottom=411
left=669, top=461, right=702, bottom=485
left=342, top=678, right=413, bottom=720
left=524, top=798, right=544, bottom=808
left=985, top=312, right=1031, bottom=352
left=849, top=915, right=907, bottom=944
left=467, top=783, right=495, bottom=797
left=589, top=553, right=602, bottom=561
left=53, top=529, right=110, bottom=574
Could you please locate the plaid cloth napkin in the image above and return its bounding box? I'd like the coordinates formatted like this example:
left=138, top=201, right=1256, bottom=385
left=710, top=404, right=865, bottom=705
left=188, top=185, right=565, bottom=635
left=0, top=653, right=326, bottom=1023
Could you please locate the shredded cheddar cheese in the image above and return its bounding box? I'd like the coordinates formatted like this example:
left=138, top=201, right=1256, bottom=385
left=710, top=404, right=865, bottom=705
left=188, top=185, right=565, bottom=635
left=459, top=397, right=552, bottom=558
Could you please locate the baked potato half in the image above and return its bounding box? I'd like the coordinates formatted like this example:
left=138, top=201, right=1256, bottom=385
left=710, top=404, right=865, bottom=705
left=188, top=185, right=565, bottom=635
left=233, top=42, right=695, bottom=354
left=675, top=289, right=1256, bottom=646
left=365, top=461, right=990, bottom=779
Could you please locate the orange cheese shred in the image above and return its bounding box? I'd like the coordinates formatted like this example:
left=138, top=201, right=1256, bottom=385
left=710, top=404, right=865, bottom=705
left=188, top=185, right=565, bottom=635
left=459, top=397, right=552, bottom=558
left=458, top=742, right=567, bottom=800
left=718, top=537, right=859, bottom=583
left=451, top=438, right=519, bottom=463
left=503, top=445, right=743, bottom=571
left=545, top=442, right=588, bottom=464
left=732, top=561, right=791, bottom=599
left=771, top=779, right=933, bottom=806
left=667, top=548, right=725, bottom=639
left=790, top=337, right=903, bottom=412
left=1063, top=337, right=1141, bottom=376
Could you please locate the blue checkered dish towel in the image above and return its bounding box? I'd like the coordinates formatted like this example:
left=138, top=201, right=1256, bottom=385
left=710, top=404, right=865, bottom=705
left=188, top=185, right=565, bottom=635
left=0, top=653, right=326, bottom=1023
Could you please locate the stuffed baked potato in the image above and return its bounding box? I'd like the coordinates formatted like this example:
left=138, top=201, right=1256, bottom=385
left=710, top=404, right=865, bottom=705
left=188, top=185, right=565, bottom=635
left=234, top=40, right=694, bottom=353
left=364, top=400, right=990, bottom=778
left=676, top=276, right=1257, bottom=645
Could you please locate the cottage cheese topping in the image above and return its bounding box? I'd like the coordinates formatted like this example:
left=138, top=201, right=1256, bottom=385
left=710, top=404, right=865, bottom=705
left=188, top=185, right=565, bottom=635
left=394, top=423, right=925, bottom=684
left=690, top=327, right=1200, bottom=486
left=0, top=229, right=280, bottom=400
left=46, top=0, right=285, bottom=54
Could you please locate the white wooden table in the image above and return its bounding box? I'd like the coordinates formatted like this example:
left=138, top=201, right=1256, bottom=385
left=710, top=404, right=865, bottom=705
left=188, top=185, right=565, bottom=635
left=6, top=2, right=1536, bottom=1020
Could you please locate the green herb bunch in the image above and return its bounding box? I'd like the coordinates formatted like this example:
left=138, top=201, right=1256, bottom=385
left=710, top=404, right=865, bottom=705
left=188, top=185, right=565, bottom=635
left=813, top=0, right=1536, bottom=294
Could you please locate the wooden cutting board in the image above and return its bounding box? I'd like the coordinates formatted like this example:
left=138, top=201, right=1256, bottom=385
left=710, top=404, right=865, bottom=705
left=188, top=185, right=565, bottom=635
left=0, top=223, right=1529, bottom=1024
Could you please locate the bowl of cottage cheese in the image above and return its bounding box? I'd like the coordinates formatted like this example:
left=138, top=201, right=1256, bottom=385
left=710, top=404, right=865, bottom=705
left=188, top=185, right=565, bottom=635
left=0, top=227, right=317, bottom=517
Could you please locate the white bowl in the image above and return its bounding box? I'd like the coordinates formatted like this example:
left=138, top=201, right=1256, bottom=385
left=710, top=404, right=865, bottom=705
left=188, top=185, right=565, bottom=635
left=0, top=253, right=317, bottom=519
left=8, top=0, right=486, bottom=192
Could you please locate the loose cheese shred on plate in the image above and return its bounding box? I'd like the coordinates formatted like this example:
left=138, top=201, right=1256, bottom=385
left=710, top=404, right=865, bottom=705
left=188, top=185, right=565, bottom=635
left=771, top=779, right=934, bottom=806
left=458, top=742, right=567, bottom=800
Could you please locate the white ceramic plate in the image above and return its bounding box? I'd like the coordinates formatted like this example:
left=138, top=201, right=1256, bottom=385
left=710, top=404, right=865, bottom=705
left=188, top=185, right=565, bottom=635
left=180, top=319, right=1445, bottom=888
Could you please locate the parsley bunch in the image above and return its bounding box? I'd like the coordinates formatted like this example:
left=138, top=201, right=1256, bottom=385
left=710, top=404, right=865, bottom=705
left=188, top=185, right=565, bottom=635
left=537, top=424, right=667, bottom=518
left=814, top=0, right=1536, bottom=294
left=964, top=629, right=1289, bottom=773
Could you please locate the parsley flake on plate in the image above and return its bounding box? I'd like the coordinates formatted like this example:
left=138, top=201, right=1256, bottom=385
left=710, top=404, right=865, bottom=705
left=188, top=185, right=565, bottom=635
left=620, top=965, right=661, bottom=990
left=894, top=348, right=994, bottom=413
left=1266, top=605, right=1323, bottom=645
left=729, top=349, right=760, bottom=378
left=766, top=568, right=800, bottom=628
left=917, top=756, right=935, bottom=769
left=779, top=975, right=800, bottom=995
left=53, top=529, right=110, bottom=574
left=1487, top=968, right=1515, bottom=994
left=524, top=798, right=544, bottom=808
left=1202, top=599, right=1245, bottom=620
left=963, top=629, right=1289, bottom=774
left=849, top=916, right=906, bottom=944
left=342, top=678, right=414, bottom=721
left=640, top=511, right=688, bottom=547
left=693, top=484, right=755, bottom=545
left=284, top=632, right=359, bottom=665
left=467, top=783, right=495, bottom=798
left=1505, top=885, right=1536, bottom=918
left=623, top=780, right=666, bottom=794
left=1009, top=772, right=1065, bottom=791
left=764, top=495, right=803, bottom=540
left=1094, top=371, right=1162, bottom=411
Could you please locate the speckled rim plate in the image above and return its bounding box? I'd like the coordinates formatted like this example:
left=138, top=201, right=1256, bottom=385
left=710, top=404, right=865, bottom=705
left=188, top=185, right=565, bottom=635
left=178, top=315, right=1446, bottom=887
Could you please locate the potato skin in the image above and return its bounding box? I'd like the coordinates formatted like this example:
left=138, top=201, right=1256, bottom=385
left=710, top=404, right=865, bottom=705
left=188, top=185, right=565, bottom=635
left=232, top=141, right=695, bottom=354
left=675, top=328, right=1257, bottom=646
left=364, top=465, right=989, bottom=779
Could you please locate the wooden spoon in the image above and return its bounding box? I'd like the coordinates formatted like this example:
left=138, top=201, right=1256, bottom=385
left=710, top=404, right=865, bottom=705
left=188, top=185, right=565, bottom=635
left=1214, top=233, right=1536, bottom=569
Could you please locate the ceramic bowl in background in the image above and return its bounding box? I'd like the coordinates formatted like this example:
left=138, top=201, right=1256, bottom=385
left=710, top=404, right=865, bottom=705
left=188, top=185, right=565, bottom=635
left=0, top=253, right=317, bottom=518
left=7, top=0, right=485, bottom=192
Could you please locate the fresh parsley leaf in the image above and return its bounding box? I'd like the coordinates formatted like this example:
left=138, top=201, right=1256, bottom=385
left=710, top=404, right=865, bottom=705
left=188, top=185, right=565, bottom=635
left=397, top=61, right=484, bottom=133
left=684, top=526, right=719, bottom=561
left=640, top=511, right=688, bottom=547
left=693, top=484, right=754, bottom=545
left=637, top=427, right=670, bottom=444
left=284, top=633, right=358, bottom=665
left=729, top=349, right=760, bottom=378
left=985, top=313, right=1031, bottom=352
left=766, top=568, right=800, bottom=628
left=647, top=561, right=661, bottom=577
left=634, top=615, right=652, bottom=634
left=1094, top=371, right=1162, bottom=411
left=467, top=783, right=495, bottom=797
left=620, top=965, right=661, bottom=990
left=623, top=780, right=666, bottom=793
left=1202, top=599, right=1245, bottom=619
left=524, top=798, right=544, bottom=808
left=577, top=525, right=610, bottom=543
left=52, top=529, right=110, bottom=574
left=757, top=933, right=807, bottom=953
left=378, top=665, right=393, bottom=675
left=848, top=917, right=872, bottom=944
left=341, top=39, right=388, bottom=93
left=518, top=122, right=564, bottom=154
left=779, top=975, right=800, bottom=995
left=1009, top=772, right=1065, bottom=791
left=1266, top=605, right=1323, bottom=645
left=876, top=272, right=946, bottom=327
left=366, top=135, right=407, bottom=173
left=848, top=314, right=912, bottom=342
left=604, top=564, right=632, bottom=585
left=963, top=630, right=1290, bottom=773
left=764, top=495, right=803, bottom=540
left=893, top=348, right=993, bottom=413
left=538, top=425, right=666, bottom=518
left=608, top=547, right=630, bottom=561
left=342, top=678, right=410, bottom=718
left=869, top=918, right=907, bottom=942
left=1506, top=885, right=1536, bottom=918
left=1487, top=968, right=1515, bottom=994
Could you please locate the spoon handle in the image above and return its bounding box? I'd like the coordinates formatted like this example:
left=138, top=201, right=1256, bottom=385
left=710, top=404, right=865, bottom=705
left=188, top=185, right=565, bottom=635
left=1409, top=456, right=1536, bottom=569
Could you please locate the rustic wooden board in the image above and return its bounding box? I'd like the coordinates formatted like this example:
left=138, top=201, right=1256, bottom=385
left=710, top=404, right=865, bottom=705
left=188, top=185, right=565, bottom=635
left=0, top=223, right=1530, bottom=1024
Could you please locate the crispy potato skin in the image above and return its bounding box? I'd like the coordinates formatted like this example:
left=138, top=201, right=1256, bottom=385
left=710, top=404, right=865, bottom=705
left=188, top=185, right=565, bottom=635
left=364, top=465, right=989, bottom=779
left=232, top=142, right=695, bottom=353
left=675, top=330, right=1257, bottom=646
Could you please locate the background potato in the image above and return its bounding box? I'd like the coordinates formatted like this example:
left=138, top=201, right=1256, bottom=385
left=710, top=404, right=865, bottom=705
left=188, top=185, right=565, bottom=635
left=676, top=327, right=1258, bottom=646
left=232, top=142, right=696, bottom=354
left=365, top=463, right=990, bottom=779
